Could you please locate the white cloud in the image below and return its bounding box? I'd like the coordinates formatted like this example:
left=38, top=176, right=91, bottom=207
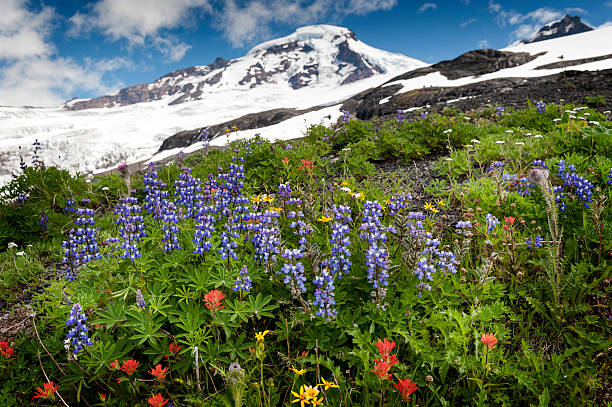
left=418, top=3, right=437, bottom=13
left=478, top=39, right=489, bottom=48
left=599, top=21, right=612, bottom=28
left=0, top=0, right=127, bottom=107
left=218, top=0, right=398, bottom=47
left=460, top=18, right=477, bottom=28
left=69, top=0, right=212, bottom=60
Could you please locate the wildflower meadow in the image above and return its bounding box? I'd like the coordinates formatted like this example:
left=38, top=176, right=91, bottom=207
left=0, top=102, right=610, bottom=406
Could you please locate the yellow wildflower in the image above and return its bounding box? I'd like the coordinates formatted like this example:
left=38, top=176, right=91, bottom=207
left=341, top=181, right=348, bottom=186
left=304, top=385, right=319, bottom=399
left=352, top=192, right=365, bottom=201
left=231, top=126, right=238, bottom=131
left=424, top=202, right=435, bottom=211
left=262, top=194, right=275, bottom=203
left=318, top=378, right=339, bottom=390
left=224, top=128, right=231, bottom=133
left=310, top=396, right=324, bottom=406
left=270, top=207, right=283, bottom=213
left=251, top=195, right=261, bottom=204
left=255, top=330, right=269, bottom=341
left=437, top=200, right=445, bottom=206
left=317, top=215, right=332, bottom=223
left=431, top=207, right=439, bottom=214
left=291, top=385, right=310, bottom=407
left=289, top=366, right=308, bottom=376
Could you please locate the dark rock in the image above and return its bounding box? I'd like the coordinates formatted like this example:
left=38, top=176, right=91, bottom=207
left=342, top=69, right=612, bottom=120
left=534, top=54, right=612, bottom=70
left=158, top=106, right=325, bottom=152
left=335, top=41, right=380, bottom=84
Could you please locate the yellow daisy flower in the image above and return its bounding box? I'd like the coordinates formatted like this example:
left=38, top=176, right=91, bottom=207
left=304, top=385, right=319, bottom=399
left=317, top=215, right=332, bottom=222
left=255, top=330, right=269, bottom=341
left=251, top=195, right=261, bottom=204
left=289, top=366, right=308, bottom=376
left=291, top=385, right=310, bottom=407
left=310, top=396, right=324, bottom=406
left=318, top=378, right=339, bottom=390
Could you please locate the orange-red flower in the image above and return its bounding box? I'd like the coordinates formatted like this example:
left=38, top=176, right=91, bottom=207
left=149, top=364, right=169, bottom=381
left=203, top=289, right=225, bottom=311
left=282, top=157, right=290, bottom=164
left=372, top=359, right=392, bottom=380
left=109, top=359, right=119, bottom=370
left=33, top=382, right=59, bottom=399
left=504, top=216, right=515, bottom=225
left=120, top=359, right=140, bottom=375
left=375, top=338, right=396, bottom=360
left=1, top=346, right=15, bottom=358
left=0, top=341, right=7, bottom=350
left=148, top=393, right=169, bottom=407
left=169, top=343, right=181, bottom=355
left=481, top=333, right=498, bottom=350
left=394, top=378, right=418, bottom=399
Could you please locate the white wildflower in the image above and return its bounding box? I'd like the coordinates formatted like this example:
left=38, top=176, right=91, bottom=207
left=7, top=242, right=17, bottom=249
left=505, top=130, right=513, bottom=133
left=470, top=139, right=480, bottom=143
left=443, top=129, right=453, bottom=134
left=588, top=121, right=600, bottom=125
left=101, top=187, right=110, bottom=191
left=16, top=251, right=25, bottom=256
left=553, top=118, right=561, bottom=122
left=534, top=134, right=543, bottom=138
left=495, top=141, right=505, bottom=144
left=515, top=142, right=525, bottom=146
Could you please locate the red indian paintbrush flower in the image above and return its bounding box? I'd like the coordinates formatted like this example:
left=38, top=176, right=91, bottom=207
left=1, top=346, right=15, bottom=358
left=481, top=333, right=498, bottom=350
left=375, top=338, right=396, bottom=360
left=169, top=343, right=181, bottom=355
left=0, top=341, right=7, bottom=349
left=120, top=359, right=140, bottom=375
left=394, top=378, right=418, bottom=399
left=282, top=157, right=290, bottom=164
left=504, top=216, right=515, bottom=225
left=148, top=393, right=169, bottom=407
left=109, top=359, right=119, bottom=370
left=372, top=359, right=392, bottom=380
left=203, top=289, right=225, bottom=311
left=149, top=364, right=169, bottom=381
left=33, top=382, right=59, bottom=400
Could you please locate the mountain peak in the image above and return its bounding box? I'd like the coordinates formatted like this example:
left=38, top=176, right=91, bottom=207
left=246, top=25, right=357, bottom=56
left=523, top=15, right=593, bottom=44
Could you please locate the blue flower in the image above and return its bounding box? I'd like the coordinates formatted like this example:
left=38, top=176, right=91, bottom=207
left=233, top=265, right=252, bottom=293
left=65, top=303, right=93, bottom=354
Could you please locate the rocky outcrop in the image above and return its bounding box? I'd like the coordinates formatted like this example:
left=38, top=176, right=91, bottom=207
left=158, top=106, right=325, bottom=152
left=342, top=69, right=612, bottom=120
left=387, top=49, right=540, bottom=83
left=524, top=15, right=592, bottom=44
left=534, top=54, right=612, bottom=70
left=66, top=57, right=230, bottom=110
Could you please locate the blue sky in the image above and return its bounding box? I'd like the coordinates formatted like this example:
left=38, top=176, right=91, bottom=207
left=1, top=0, right=610, bottom=107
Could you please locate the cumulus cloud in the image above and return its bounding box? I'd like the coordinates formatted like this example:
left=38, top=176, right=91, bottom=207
left=218, top=0, right=398, bottom=47
left=487, top=2, right=589, bottom=43
left=460, top=18, right=477, bottom=28
left=69, top=0, right=211, bottom=60
left=418, top=3, right=437, bottom=13
left=0, top=0, right=127, bottom=107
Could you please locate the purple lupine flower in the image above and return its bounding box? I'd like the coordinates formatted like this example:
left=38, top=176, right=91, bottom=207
left=313, top=267, right=337, bottom=320
left=160, top=200, right=182, bottom=252
left=250, top=210, right=280, bottom=264
left=174, top=167, right=201, bottom=219
left=532, top=160, right=547, bottom=168
left=329, top=205, right=352, bottom=278
left=114, top=197, right=147, bottom=262
left=455, top=220, right=472, bottom=236
left=74, top=208, right=101, bottom=264
left=485, top=213, right=500, bottom=233
left=193, top=213, right=215, bottom=255
left=556, top=160, right=594, bottom=209
left=536, top=101, right=546, bottom=114
left=233, top=265, right=252, bottom=293
left=525, top=235, right=544, bottom=248
left=607, top=168, right=612, bottom=185
left=135, top=290, right=146, bottom=309
left=38, top=211, right=49, bottom=231
left=413, top=236, right=458, bottom=296
left=31, top=139, right=44, bottom=168
left=281, top=262, right=307, bottom=296
left=143, top=162, right=168, bottom=219
left=199, top=128, right=211, bottom=149
left=65, top=303, right=93, bottom=354
left=62, top=232, right=81, bottom=282
left=340, top=109, right=350, bottom=123
left=420, top=111, right=428, bottom=119
left=360, top=201, right=390, bottom=305
left=396, top=109, right=405, bottom=124
left=386, top=192, right=413, bottom=217
left=64, top=198, right=77, bottom=214
left=495, top=106, right=505, bottom=116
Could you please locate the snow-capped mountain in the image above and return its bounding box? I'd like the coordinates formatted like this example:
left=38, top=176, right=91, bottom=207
left=65, top=25, right=424, bottom=110
left=522, top=15, right=593, bottom=44
left=0, top=25, right=425, bottom=184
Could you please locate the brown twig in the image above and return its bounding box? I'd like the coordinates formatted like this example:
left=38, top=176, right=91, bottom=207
left=36, top=351, right=71, bottom=407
